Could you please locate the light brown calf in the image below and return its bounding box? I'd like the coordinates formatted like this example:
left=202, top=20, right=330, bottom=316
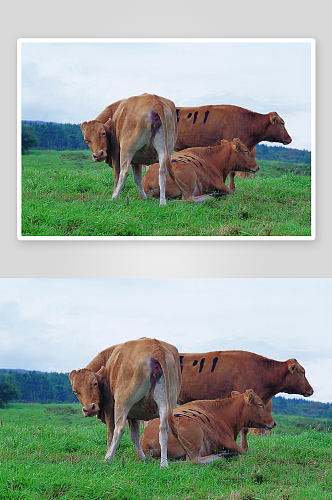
left=143, top=138, right=259, bottom=202
left=81, top=94, right=178, bottom=206
left=69, top=337, right=189, bottom=468
left=141, top=389, right=276, bottom=464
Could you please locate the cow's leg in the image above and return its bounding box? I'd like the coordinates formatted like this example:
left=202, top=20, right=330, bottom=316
left=240, top=427, right=249, bottom=452
left=109, top=155, right=120, bottom=192
left=194, top=451, right=240, bottom=464
left=128, top=418, right=145, bottom=461
left=132, top=163, right=147, bottom=200
left=153, top=380, right=170, bottom=468
left=228, top=172, right=236, bottom=192
left=157, top=404, right=169, bottom=468
left=104, top=411, right=129, bottom=462
left=157, top=153, right=167, bottom=207
left=111, top=151, right=133, bottom=202
left=153, top=131, right=170, bottom=207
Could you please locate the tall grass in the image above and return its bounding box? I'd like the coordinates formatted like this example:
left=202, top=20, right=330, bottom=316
left=20, top=151, right=312, bottom=237
left=0, top=404, right=331, bottom=499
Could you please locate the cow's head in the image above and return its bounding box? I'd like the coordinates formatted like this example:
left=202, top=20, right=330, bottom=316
left=81, top=120, right=110, bottom=163
left=69, top=366, right=106, bottom=417
left=232, top=389, right=276, bottom=430
left=265, top=112, right=292, bottom=145
left=282, top=359, right=314, bottom=397
left=227, top=138, right=260, bottom=173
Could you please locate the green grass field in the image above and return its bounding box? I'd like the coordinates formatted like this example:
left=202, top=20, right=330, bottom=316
left=20, top=150, right=312, bottom=237
left=0, top=403, right=331, bottom=500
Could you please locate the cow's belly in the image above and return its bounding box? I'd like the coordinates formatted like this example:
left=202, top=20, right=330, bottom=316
left=132, top=145, right=158, bottom=165
left=127, top=397, right=160, bottom=421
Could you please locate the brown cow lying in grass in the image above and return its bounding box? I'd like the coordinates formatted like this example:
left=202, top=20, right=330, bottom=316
left=141, top=389, right=276, bottom=464
left=142, top=138, right=259, bottom=202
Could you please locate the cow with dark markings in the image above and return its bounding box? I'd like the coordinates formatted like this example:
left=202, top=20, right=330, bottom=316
left=178, top=350, right=313, bottom=450
left=141, top=389, right=276, bottom=464
left=69, top=338, right=190, bottom=468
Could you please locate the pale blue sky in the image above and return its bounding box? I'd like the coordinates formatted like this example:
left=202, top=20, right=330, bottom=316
left=19, top=39, right=313, bottom=151
left=0, top=278, right=329, bottom=402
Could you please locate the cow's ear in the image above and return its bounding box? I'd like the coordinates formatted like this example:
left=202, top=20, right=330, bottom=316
left=245, top=389, right=254, bottom=406
left=232, top=138, right=240, bottom=152
left=220, top=139, right=229, bottom=146
left=68, top=370, right=76, bottom=383
left=231, top=391, right=241, bottom=398
left=81, top=122, right=87, bottom=133
left=287, top=359, right=297, bottom=373
left=269, top=112, right=277, bottom=125
left=96, top=366, right=106, bottom=380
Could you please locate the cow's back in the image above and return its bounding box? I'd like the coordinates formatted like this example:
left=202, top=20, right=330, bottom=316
left=178, top=350, right=265, bottom=403
left=175, top=105, right=246, bottom=150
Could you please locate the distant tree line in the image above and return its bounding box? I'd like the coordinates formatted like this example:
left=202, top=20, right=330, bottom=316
left=272, top=396, right=332, bottom=419
left=1, top=370, right=330, bottom=419
left=255, top=144, right=311, bottom=164
left=22, top=122, right=311, bottom=167
left=22, top=121, right=86, bottom=153
left=0, top=370, right=76, bottom=405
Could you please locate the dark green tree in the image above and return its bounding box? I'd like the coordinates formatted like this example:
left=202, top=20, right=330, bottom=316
left=22, top=125, right=39, bottom=154
left=0, top=374, right=20, bottom=408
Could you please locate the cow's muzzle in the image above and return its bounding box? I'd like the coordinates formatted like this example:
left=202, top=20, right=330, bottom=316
left=82, top=403, right=100, bottom=417
left=92, top=151, right=107, bottom=162
left=266, top=419, right=276, bottom=429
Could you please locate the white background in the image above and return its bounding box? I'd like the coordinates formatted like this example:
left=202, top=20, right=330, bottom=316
left=1, top=0, right=331, bottom=277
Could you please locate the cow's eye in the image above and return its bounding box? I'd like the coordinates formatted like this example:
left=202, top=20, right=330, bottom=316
left=101, top=131, right=106, bottom=137
left=257, top=403, right=263, bottom=407
left=72, top=390, right=78, bottom=395
left=93, top=381, right=98, bottom=387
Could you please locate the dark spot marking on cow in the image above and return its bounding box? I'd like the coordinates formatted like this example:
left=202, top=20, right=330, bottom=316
left=193, top=360, right=198, bottom=367
left=187, top=113, right=192, bottom=118
left=179, top=355, right=184, bottom=373
left=211, top=357, right=218, bottom=373
left=183, top=409, right=208, bottom=423
left=195, top=410, right=211, bottom=423
left=199, top=358, right=205, bottom=373
left=193, top=111, right=198, bottom=124
left=203, top=110, right=210, bottom=124
left=176, top=109, right=180, bottom=123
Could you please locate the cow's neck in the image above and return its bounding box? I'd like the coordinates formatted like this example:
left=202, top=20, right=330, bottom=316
left=215, top=398, right=249, bottom=438
left=201, top=145, right=233, bottom=174
left=253, top=358, right=289, bottom=403
left=244, top=113, right=272, bottom=151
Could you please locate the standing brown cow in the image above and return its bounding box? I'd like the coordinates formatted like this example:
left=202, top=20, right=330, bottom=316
left=81, top=94, right=178, bottom=206
left=69, top=338, right=189, bottom=468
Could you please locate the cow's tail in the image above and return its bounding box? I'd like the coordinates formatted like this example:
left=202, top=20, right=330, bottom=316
left=153, top=339, right=194, bottom=461
left=153, top=97, right=190, bottom=201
